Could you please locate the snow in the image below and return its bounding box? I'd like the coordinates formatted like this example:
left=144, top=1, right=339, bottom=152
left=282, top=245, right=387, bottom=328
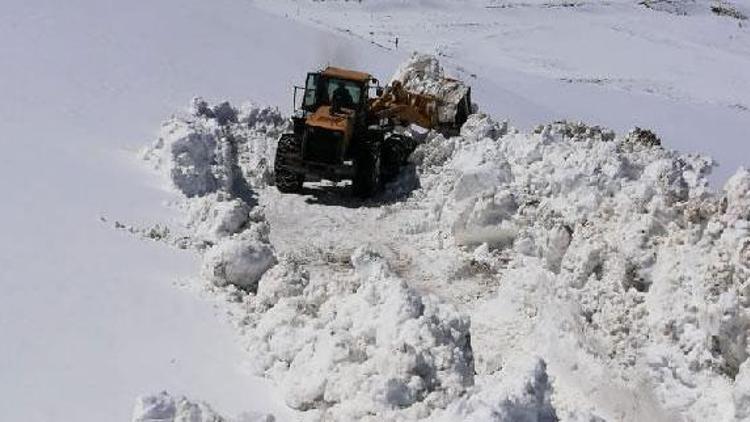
left=5, top=0, right=750, bottom=420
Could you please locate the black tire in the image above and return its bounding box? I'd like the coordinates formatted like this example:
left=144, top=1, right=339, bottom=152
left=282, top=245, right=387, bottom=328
left=274, top=134, right=304, bottom=193
left=381, top=134, right=417, bottom=181
left=352, top=140, right=381, bottom=198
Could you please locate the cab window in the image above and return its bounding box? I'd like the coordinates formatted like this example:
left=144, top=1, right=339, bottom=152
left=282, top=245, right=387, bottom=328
left=323, top=78, right=362, bottom=109
left=302, top=73, right=319, bottom=110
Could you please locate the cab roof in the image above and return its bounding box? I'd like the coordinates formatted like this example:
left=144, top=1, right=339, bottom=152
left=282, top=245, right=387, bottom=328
left=321, top=66, right=372, bottom=84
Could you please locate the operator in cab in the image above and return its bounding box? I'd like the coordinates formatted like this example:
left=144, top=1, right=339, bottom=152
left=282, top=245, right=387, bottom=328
left=330, top=81, right=355, bottom=113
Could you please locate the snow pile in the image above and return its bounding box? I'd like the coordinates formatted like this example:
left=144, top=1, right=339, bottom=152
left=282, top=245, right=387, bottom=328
left=143, top=97, right=286, bottom=197
left=407, top=112, right=750, bottom=419
left=142, top=98, right=286, bottom=290
left=235, top=246, right=474, bottom=420
left=434, top=358, right=559, bottom=422
left=132, top=392, right=275, bottom=422
left=184, top=195, right=253, bottom=245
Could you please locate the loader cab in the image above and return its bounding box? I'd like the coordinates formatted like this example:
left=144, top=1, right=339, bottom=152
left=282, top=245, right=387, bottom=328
left=300, top=67, right=373, bottom=113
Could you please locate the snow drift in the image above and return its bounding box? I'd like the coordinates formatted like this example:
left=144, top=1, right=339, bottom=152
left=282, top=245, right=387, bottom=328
left=142, top=97, right=285, bottom=290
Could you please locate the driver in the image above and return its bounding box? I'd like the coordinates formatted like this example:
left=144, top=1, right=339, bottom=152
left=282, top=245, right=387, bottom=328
left=330, top=81, right=354, bottom=113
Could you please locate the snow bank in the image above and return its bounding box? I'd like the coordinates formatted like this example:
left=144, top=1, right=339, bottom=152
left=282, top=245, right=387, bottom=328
left=409, top=111, right=750, bottom=419
left=143, top=98, right=286, bottom=290
left=143, top=97, right=286, bottom=197
left=202, top=228, right=276, bottom=289
left=238, top=247, right=474, bottom=420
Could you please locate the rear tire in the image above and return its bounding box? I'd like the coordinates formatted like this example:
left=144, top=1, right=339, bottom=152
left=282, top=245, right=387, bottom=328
left=274, top=134, right=304, bottom=193
left=352, top=141, right=381, bottom=198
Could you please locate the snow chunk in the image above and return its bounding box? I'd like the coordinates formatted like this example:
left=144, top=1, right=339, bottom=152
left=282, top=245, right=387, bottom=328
left=435, top=358, right=559, bottom=422
left=202, top=228, right=276, bottom=291
left=141, top=86, right=750, bottom=420
left=132, top=392, right=225, bottom=422
left=185, top=195, right=251, bottom=244
left=724, top=167, right=750, bottom=222
left=156, top=118, right=223, bottom=197
left=459, top=113, right=508, bottom=142
left=132, top=392, right=275, bottom=422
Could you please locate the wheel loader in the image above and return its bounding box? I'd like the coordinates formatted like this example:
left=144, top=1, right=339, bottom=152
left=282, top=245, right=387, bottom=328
left=274, top=66, right=471, bottom=197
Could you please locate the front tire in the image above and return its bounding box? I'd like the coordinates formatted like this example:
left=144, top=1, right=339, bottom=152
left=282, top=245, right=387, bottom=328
left=352, top=141, right=381, bottom=198
left=381, top=134, right=417, bottom=181
left=274, top=134, right=304, bottom=193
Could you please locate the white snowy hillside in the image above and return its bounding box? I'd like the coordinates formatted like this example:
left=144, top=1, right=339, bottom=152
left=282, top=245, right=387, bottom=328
left=0, top=0, right=392, bottom=421
left=134, top=53, right=750, bottom=421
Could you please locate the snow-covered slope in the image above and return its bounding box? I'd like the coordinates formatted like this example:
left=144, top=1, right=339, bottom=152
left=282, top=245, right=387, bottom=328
left=0, top=0, right=394, bottom=420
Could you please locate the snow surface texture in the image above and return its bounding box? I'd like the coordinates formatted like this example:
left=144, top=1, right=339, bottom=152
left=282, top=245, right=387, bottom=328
left=140, top=55, right=750, bottom=421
